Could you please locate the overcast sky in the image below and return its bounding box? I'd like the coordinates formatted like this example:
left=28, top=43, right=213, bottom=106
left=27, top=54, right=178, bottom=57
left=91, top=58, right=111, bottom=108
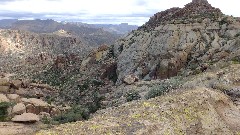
left=0, top=0, right=239, bottom=25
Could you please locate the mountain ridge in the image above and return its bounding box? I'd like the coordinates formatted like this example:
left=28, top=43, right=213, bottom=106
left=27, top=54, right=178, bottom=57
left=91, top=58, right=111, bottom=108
left=141, top=0, right=222, bottom=30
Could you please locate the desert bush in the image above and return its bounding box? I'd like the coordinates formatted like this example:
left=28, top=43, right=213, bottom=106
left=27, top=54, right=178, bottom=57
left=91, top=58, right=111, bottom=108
left=125, top=90, right=141, bottom=102
left=145, top=77, right=182, bottom=99
left=235, top=32, right=240, bottom=37
left=53, top=105, right=90, bottom=124
left=231, top=57, right=240, bottom=64
left=86, top=91, right=104, bottom=113
left=0, top=102, right=12, bottom=121
left=219, top=17, right=228, bottom=25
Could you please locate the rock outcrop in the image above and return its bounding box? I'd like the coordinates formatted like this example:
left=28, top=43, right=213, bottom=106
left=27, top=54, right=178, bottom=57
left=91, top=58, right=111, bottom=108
left=11, top=113, right=39, bottom=123
left=143, top=0, right=222, bottom=29
left=0, top=75, right=60, bottom=123
left=113, top=0, right=240, bottom=84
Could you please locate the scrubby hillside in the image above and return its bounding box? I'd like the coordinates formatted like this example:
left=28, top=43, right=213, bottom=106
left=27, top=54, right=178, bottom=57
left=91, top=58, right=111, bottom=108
left=37, top=0, right=240, bottom=134
left=38, top=87, right=240, bottom=134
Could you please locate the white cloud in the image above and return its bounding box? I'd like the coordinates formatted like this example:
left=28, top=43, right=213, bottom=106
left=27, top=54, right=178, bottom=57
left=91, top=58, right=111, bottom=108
left=0, top=0, right=239, bottom=25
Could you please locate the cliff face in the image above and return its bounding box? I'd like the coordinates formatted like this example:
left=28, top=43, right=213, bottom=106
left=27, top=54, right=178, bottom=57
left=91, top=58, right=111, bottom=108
left=113, top=0, right=240, bottom=84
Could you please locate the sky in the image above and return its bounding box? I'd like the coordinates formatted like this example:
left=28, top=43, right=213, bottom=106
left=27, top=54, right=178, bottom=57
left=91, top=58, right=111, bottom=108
left=0, top=0, right=239, bottom=25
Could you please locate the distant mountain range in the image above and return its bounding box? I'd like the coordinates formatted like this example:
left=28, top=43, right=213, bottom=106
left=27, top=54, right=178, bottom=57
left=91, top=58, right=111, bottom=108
left=63, top=22, right=138, bottom=35
left=0, top=19, right=138, bottom=35
left=0, top=19, right=18, bottom=28
left=0, top=19, right=124, bottom=46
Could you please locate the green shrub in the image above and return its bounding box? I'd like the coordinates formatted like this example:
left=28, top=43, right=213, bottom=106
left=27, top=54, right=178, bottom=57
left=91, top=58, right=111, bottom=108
left=0, top=102, right=12, bottom=121
left=235, top=32, right=240, bottom=37
left=219, top=17, right=228, bottom=25
left=231, top=57, right=240, bottom=64
left=118, top=44, right=124, bottom=53
left=53, top=105, right=90, bottom=124
left=125, top=90, right=141, bottom=102
left=41, top=115, right=53, bottom=125
left=145, top=77, right=182, bottom=99
left=86, top=91, right=104, bottom=113
left=145, top=84, right=169, bottom=99
left=91, top=79, right=104, bottom=87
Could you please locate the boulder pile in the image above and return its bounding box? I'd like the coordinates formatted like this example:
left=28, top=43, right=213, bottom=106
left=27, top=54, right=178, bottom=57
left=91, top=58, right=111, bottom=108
left=0, top=74, right=60, bottom=123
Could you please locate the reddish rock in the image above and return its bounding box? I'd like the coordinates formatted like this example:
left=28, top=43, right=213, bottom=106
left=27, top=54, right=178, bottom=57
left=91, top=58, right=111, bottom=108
left=26, top=104, right=36, bottom=114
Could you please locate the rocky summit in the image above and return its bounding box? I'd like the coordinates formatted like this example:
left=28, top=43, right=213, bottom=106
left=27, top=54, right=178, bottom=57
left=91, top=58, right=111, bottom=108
left=143, top=0, right=222, bottom=29
left=114, top=0, right=240, bottom=84
left=1, top=0, right=240, bottom=135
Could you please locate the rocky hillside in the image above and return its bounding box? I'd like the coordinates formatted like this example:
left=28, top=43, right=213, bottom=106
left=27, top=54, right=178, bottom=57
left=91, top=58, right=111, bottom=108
left=38, top=87, right=240, bottom=134
left=2, top=0, right=240, bottom=134
left=38, top=59, right=240, bottom=134
left=113, top=0, right=240, bottom=84
left=0, top=29, right=89, bottom=77
left=37, top=0, right=240, bottom=134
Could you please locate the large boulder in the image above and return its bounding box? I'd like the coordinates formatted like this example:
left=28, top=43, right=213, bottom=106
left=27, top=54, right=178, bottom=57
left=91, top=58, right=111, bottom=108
left=0, top=94, right=9, bottom=103
left=12, top=113, right=39, bottom=123
left=0, top=86, right=9, bottom=93
left=10, top=80, right=22, bottom=89
left=12, top=103, right=26, bottom=115
left=0, top=78, right=9, bottom=86
left=123, top=75, right=139, bottom=85
left=30, top=98, right=48, bottom=105
left=26, top=104, right=36, bottom=114
left=21, top=98, right=50, bottom=114
left=7, top=94, right=20, bottom=102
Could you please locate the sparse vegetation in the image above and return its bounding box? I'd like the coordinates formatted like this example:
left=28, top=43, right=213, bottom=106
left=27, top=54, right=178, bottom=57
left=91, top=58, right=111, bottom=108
left=231, top=57, right=240, bottom=64
left=118, top=44, right=124, bottom=53
left=145, top=77, right=183, bottom=99
left=219, top=17, right=228, bottom=25
left=235, top=32, right=240, bottom=37
left=0, top=102, right=12, bottom=121
left=125, top=90, right=141, bottom=102
left=53, top=105, right=90, bottom=124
